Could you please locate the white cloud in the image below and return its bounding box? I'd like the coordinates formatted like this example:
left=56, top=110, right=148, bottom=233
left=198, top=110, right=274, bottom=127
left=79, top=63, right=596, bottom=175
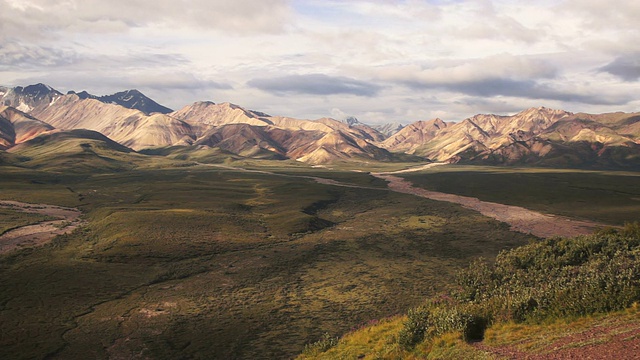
left=373, top=55, right=558, bottom=86
left=0, top=0, right=292, bottom=40
left=2, top=0, right=640, bottom=124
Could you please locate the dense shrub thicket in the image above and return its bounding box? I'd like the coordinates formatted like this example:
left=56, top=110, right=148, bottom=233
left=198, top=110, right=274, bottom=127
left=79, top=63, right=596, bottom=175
left=399, top=222, right=640, bottom=349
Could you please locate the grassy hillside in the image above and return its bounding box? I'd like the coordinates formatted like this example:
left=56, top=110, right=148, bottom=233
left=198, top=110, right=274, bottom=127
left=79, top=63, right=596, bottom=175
left=401, top=165, right=640, bottom=225
left=6, top=129, right=154, bottom=172
left=301, top=224, right=640, bottom=359
left=0, top=164, right=533, bottom=359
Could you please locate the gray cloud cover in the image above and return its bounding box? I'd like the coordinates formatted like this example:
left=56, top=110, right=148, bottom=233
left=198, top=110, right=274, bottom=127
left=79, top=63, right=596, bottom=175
left=0, top=41, right=79, bottom=69
left=2, top=0, right=640, bottom=124
left=248, top=74, right=382, bottom=97
left=599, top=55, right=640, bottom=81
left=401, top=77, right=629, bottom=106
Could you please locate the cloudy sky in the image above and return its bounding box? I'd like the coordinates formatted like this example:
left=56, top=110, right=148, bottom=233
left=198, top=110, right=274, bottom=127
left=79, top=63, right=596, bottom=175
left=2, top=0, right=639, bottom=124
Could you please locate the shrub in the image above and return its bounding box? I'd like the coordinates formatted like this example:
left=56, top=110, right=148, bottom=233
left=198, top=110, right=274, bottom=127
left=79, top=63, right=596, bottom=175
left=314, top=225, right=640, bottom=357
left=622, top=221, right=640, bottom=238
left=398, top=302, right=489, bottom=349
left=398, top=306, right=430, bottom=349
left=454, top=226, right=640, bottom=323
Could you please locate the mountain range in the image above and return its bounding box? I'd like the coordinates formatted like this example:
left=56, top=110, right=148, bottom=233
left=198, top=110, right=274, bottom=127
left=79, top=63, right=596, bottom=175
left=1, top=83, right=639, bottom=169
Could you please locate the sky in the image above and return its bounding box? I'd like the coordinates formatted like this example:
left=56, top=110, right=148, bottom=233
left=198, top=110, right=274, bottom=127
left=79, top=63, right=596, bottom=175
left=1, top=0, right=640, bottom=124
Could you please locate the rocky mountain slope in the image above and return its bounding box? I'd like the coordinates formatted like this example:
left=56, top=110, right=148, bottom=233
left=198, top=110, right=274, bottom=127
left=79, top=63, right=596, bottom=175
left=372, top=122, right=404, bottom=137
left=0, top=84, right=394, bottom=164
left=382, top=107, right=640, bottom=169
left=0, top=106, right=54, bottom=149
left=27, top=93, right=194, bottom=150
left=0, top=83, right=62, bottom=113
left=68, top=89, right=173, bottom=114
left=1, top=83, right=639, bottom=168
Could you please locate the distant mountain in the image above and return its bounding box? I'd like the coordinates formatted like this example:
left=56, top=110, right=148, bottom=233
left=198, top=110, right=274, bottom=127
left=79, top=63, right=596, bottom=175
left=0, top=83, right=62, bottom=113
left=380, top=107, right=640, bottom=169
left=343, top=116, right=360, bottom=126
left=372, top=122, right=404, bottom=137
left=0, top=84, right=395, bottom=164
left=171, top=101, right=272, bottom=138
left=382, top=118, right=449, bottom=154
left=0, top=106, right=54, bottom=149
left=30, top=93, right=194, bottom=149
left=294, top=130, right=393, bottom=164
left=3, top=83, right=639, bottom=168
left=170, top=102, right=392, bottom=163
left=68, top=89, right=173, bottom=114
left=0, top=84, right=173, bottom=115
left=194, top=123, right=288, bottom=160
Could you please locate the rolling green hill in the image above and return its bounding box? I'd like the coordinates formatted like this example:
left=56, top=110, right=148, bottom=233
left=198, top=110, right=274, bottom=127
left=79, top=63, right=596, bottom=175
left=7, top=129, right=147, bottom=172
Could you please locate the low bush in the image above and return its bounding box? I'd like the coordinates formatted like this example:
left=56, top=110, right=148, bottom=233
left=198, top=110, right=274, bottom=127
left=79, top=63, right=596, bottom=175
left=398, top=301, right=488, bottom=349
left=397, top=224, right=640, bottom=351
left=398, top=306, right=431, bottom=349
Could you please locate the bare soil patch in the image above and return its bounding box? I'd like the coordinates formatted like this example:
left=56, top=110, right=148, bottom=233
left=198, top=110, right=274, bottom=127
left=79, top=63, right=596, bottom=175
left=474, top=319, right=640, bottom=359
left=373, top=174, right=600, bottom=238
left=0, top=200, right=83, bottom=254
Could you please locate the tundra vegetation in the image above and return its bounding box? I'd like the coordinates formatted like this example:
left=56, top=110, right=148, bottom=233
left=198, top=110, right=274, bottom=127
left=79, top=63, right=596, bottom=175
left=301, top=223, right=640, bottom=359
left=0, top=159, right=638, bottom=359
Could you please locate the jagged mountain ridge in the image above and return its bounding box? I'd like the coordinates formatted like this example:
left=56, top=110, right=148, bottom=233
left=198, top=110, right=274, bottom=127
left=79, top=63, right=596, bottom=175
left=1, top=83, right=639, bottom=168
left=68, top=89, right=173, bottom=114
left=382, top=107, right=640, bottom=169
left=0, top=84, right=172, bottom=115
left=0, top=84, right=395, bottom=164
left=0, top=83, right=62, bottom=113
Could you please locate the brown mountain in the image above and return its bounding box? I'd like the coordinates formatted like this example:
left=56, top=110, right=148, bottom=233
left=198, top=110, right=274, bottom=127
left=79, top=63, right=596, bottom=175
left=295, top=130, right=393, bottom=164
left=382, top=118, right=449, bottom=154
left=382, top=107, right=570, bottom=159
left=192, top=123, right=393, bottom=164
left=4, top=83, right=639, bottom=168
left=0, top=106, right=54, bottom=149
left=383, top=107, right=640, bottom=169
left=29, top=93, right=195, bottom=150
left=2, top=84, right=393, bottom=164
left=171, top=101, right=271, bottom=138
left=194, top=123, right=288, bottom=160
left=158, top=101, right=393, bottom=163
left=171, top=102, right=385, bottom=142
